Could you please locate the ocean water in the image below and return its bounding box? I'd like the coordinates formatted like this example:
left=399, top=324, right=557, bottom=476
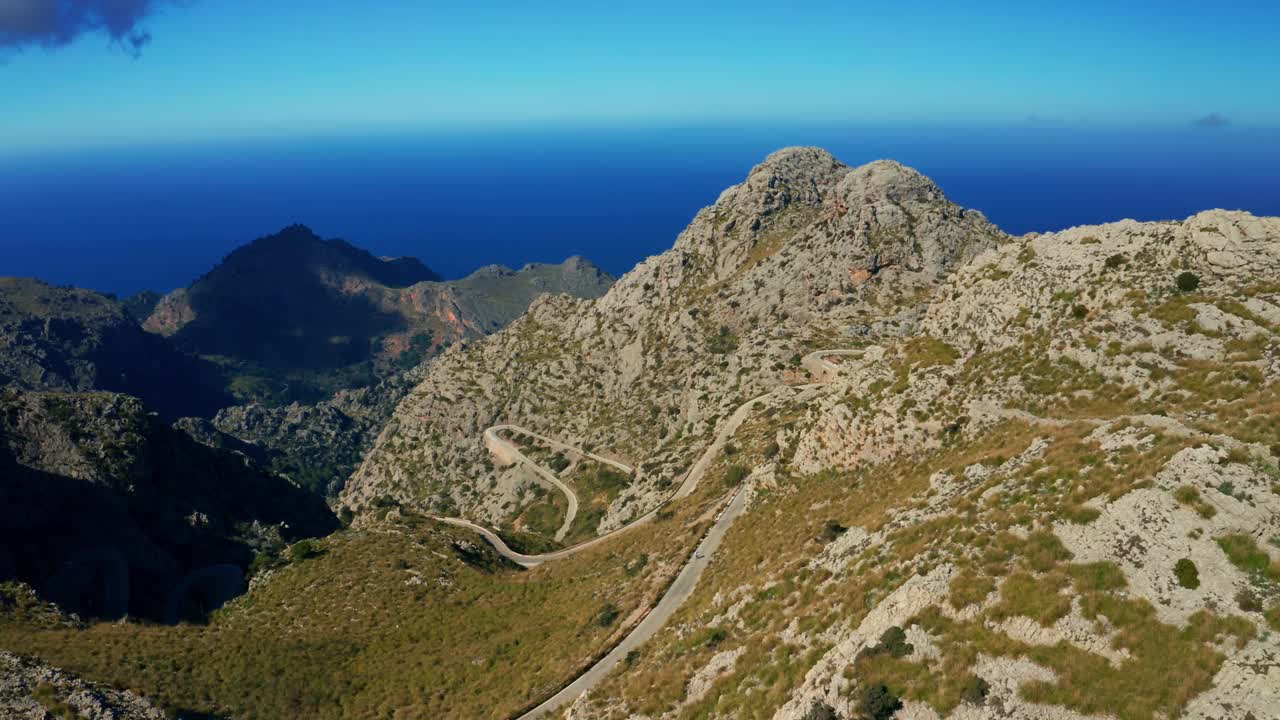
left=2, top=125, right=1278, bottom=297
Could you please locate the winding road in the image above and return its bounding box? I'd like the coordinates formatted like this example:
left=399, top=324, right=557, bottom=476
left=800, top=348, right=865, bottom=383
left=427, top=365, right=838, bottom=717
left=517, top=489, right=749, bottom=720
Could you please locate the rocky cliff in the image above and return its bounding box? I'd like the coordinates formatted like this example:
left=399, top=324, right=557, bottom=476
left=5, top=148, right=1279, bottom=720
left=565, top=208, right=1280, bottom=719
left=144, top=224, right=614, bottom=405
left=0, top=650, right=165, bottom=720
left=343, top=148, right=1004, bottom=535
left=0, top=389, right=338, bottom=621
left=0, top=278, right=229, bottom=419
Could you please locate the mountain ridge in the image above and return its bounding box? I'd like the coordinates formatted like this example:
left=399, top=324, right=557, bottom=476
left=4, top=148, right=1280, bottom=720
left=141, top=225, right=615, bottom=405
left=342, top=148, right=1005, bottom=532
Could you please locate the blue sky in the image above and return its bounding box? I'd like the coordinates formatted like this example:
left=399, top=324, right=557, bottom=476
left=5, top=1, right=1280, bottom=154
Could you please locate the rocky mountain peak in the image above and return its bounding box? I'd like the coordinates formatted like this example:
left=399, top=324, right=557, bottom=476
left=645, top=151, right=1004, bottom=305
left=217, top=225, right=441, bottom=289
left=838, top=158, right=942, bottom=201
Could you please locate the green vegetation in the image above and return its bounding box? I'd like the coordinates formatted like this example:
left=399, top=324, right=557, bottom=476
left=1174, top=558, right=1200, bottom=589
left=864, top=626, right=913, bottom=658
left=1217, top=534, right=1280, bottom=580
left=1105, top=253, right=1129, bottom=269
left=858, top=683, right=903, bottom=720
left=1174, top=485, right=1216, bottom=518
left=901, top=336, right=959, bottom=369
left=394, top=330, right=437, bottom=371
left=0, top=502, right=712, bottom=720
left=708, top=325, right=740, bottom=354
left=1176, top=271, right=1201, bottom=292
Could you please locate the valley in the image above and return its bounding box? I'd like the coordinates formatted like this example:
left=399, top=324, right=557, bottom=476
left=3, top=148, right=1280, bottom=720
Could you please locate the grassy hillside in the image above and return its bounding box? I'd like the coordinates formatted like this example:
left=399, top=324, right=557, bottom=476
left=0, top=474, right=731, bottom=719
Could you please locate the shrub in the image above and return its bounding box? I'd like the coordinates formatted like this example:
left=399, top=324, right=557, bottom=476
left=290, top=540, right=319, bottom=563
left=702, top=626, right=728, bottom=648
left=858, top=683, right=903, bottom=720
left=821, top=520, right=848, bottom=543
left=866, top=626, right=913, bottom=659
left=596, top=603, right=620, bottom=627
left=1105, top=253, right=1128, bottom=269
left=1176, top=271, right=1201, bottom=292
left=1236, top=587, right=1263, bottom=613
left=764, top=441, right=781, bottom=459
left=803, top=701, right=839, bottom=720
left=725, top=465, right=750, bottom=484
left=1071, top=304, right=1089, bottom=320
left=708, top=326, right=739, bottom=354
left=959, top=675, right=991, bottom=705
left=1174, top=558, right=1200, bottom=589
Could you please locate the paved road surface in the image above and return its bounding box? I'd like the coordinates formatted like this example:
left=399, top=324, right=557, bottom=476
left=516, top=488, right=749, bottom=719
left=484, top=425, right=584, bottom=541
left=800, top=349, right=864, bottom=383
left=421, top=356, right=850, bottom=716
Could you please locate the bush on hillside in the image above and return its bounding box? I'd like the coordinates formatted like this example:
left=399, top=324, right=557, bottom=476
left=1174, top=558, right=1200, bottom=589
left=821, top=520, right=848, bottom=543
left=803, top=701, right=839, bottom=720
left=290, top=539, right=320, bottom=563
left=960, top=675, right=991, bottom=705
left=858, top=683, right=903, bottom=720
left=1176, top=271, right=1201, bottom=292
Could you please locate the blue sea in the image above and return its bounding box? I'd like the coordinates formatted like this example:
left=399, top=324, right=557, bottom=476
left=2, top=125, right=1278, bottom=297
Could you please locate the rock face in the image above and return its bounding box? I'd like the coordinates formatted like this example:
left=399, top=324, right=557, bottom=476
left=144, top=224, right=614, bottom=405
left=200, top=364, right=431, bottom=496
left=0, top=277, right=229, bottom=419
left=150, top=229, right=614, bottom=494
left=0, top=389, right=338, bottom=620
left=564, top=202, right=1280, bottom=719
left=0, top=651, right=166, bottom=720
left=343, top=148, right=1004, bottom=531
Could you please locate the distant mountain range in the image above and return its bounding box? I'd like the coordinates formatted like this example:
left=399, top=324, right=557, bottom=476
left=0, top=225, right=617, bottom=620
left=138, top=224, right=615, bottom=405
left=0, top=277, right=230, bottom=419
left=9, top=150, right=1279, bottom=720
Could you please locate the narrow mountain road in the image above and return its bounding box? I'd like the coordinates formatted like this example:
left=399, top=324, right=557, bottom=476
left=483, top=425, right=588, bottom=541
left=516, top=488, right=749, bottom=720
left=800, top=348, right=864, bottom=382
left=424, top=357, right=844, bottom=717
left=433, top=389, right=784, bottom=567
left=488, top=424, right=634, bottom=475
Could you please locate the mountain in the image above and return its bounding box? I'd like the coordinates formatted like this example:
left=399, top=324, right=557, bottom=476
left=0, top=277, right=229, bottom=419
left=342, top=148, right=1003, bottom=531
left=5, top=148, right=1280, bottom=720
left=143, top=224, right=614, bottom=405
left=143, top=224, right=442, bottom=403
left=119, top=290, right=163, bottom=323
left=0, top=649, right=165, bottom=719
left=0, top=389, right=338, bottom=622
left=198, top=364, right=432, bottom=497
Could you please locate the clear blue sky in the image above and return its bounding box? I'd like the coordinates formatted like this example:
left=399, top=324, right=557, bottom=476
left=4, top=0, right=1279, bottom=154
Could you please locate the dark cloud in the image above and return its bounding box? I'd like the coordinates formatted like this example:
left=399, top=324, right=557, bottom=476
left=1193, top=112, right=1231, bottom=128
left=0, top=0, right=176, bottom=57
